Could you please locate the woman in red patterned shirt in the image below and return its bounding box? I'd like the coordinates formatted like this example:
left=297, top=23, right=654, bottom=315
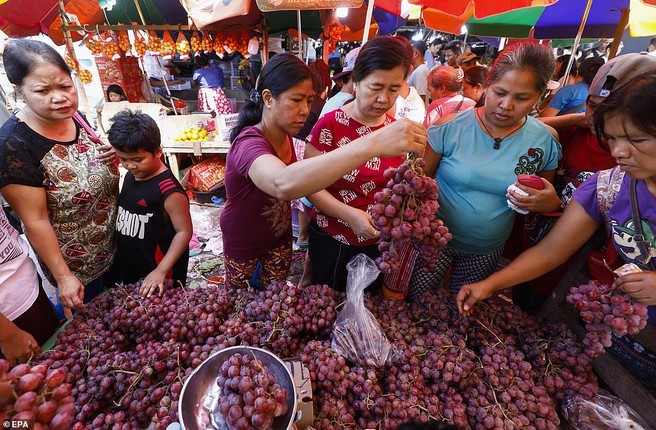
left=221, top=52, right=426, bottom=289
left=304, top=36, right=414, bottom=291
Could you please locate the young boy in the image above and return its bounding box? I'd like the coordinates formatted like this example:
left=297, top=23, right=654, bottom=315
left=107, top=110, right=192, bottom=297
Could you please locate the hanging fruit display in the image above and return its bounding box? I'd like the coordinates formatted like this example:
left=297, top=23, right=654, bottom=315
left=160, top=31, right=175, bottom=59
left=64, top=49, right=79, bottom=72
left=190, top=30, right=201, bottom=54
left=85, top=34, right=102, bottom=55
left=201, top=31, right=213, bottom=52
left=78, top=69, right=93, bottom=84
left=134, top=31, right=147, bottom=56
left=221, top=29, right=254, bottom=55
left=240, top=31, right=250, bottom=54
left=118, top=30, right=132, bottom=55
left=102, top=31, right=121, bottom=61
left=324, top=22, right=343, bottom=54
left=147, top=30, right=161, bottom=55
left=213, top=34, right=225, bottom=55
left=176, top=32, right=190, bottom=60
left=223, top=30, right=238, bottom=54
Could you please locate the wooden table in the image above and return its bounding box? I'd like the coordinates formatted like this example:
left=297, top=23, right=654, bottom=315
left=161, top=140, right=230, bottom=179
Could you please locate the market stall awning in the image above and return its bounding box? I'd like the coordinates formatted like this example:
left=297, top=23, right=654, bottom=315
left=106, top=0, right=264, bottom=31
left=0, top=0, right=410, bottom=46
left=422, top=0, right=656, bottom=38
left=0, top=0, right=104, bottom=45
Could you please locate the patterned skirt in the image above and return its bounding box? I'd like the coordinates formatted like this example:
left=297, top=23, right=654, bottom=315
left=197, top=87, right=232, bottom=114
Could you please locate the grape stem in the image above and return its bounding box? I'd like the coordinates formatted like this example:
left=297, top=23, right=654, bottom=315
left=113, top=367, right=147, bottom=407
left=486, top=381, right=518, bottom=428
left=473, top=317, right=506, bottom=349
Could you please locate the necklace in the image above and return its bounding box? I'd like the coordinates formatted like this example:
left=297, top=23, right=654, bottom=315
left=475, top=108, right=527, bottom=150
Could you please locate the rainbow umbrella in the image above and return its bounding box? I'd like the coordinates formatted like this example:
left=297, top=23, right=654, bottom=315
left=340, top=0, right=412, bottom=38
left=415, top=0, right=558, bottom=35
left=420, top=0, right=656, bottom=38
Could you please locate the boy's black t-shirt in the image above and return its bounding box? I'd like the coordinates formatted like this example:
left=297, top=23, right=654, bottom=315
left=115, top=169, right=189, bottom=286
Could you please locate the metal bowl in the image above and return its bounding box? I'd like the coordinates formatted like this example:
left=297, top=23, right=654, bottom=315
left=178, top=346, right=298, bottom=430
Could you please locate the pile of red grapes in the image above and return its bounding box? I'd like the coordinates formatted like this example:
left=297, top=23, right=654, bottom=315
left=371, top=158, right=452, bottom=273
left=0, top=274, right=604, bottom=429
left=0, top=361, right=74, bottom=430
left=567, top=280, right=649, bottom=358
left=216, top=352, right=288, bottom=429
left=300, top=289, right=600, bottom=429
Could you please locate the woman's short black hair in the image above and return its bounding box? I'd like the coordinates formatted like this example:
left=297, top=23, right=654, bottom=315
left=106, top=84, right=127, bottom=101
left=230, top=53, right=311, bottom=142
left=594, top=74, right=656, bottom=151
left=3, top=39, right=71, bottom=87
left=464, top=65, right=488, bottom=88
left=197, top=54, right=210, bottom=68
left=309, top=59, right=331, bottom=96
left=555, top=55, right=578, bottom=80
left=352, top=36, right=412, bottom=82
left=108, top=110, right=161, bottom=154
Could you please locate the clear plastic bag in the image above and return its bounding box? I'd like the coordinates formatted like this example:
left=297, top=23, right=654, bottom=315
left=562, top=392, right=650, bottom=430
left=189, top=204, right=222, bottom=241
left=331, top=254, right=397, bottom=367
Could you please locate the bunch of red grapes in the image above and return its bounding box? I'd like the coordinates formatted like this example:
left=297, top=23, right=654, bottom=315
left=567, top=280, right=649, bottom=358
left=216, top=352, right=288, bottom=429
left=371, top=158, right=452, bottom=273
left=0, top=273, right=605, bottom=429
left=0, top=361, right=74, bottom=430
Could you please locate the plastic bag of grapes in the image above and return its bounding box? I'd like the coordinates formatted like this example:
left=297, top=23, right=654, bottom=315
left=562, top=392, right=649, bottom=430
left=331, top=254, right=398, bottom=367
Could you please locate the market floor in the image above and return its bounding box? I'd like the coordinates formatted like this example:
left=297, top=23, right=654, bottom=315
left=186, top=203, right=307, bottom=288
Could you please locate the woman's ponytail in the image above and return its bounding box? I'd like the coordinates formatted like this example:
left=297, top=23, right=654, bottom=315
left=230, top=90, right=264, bottom=142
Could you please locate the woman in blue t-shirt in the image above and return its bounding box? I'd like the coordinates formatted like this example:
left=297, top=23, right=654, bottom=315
left=193, top=54, right=232, bottom=115
left=457, top=74, right=656, bottom=388
left=408, top=43, right=562, bottom=300
left=540, top=56, right=604, bottom=117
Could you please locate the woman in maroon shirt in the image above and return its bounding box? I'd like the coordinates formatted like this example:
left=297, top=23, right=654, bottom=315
left=220, top=53, right=427, bottom=289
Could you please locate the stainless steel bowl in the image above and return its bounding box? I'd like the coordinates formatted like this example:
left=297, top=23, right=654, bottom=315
left=178, top=346, right=298, bottom=430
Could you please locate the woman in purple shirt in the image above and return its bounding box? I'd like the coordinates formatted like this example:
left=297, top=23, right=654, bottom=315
left=457, top=73, right=656, bottom=388
left=220, top=53, right=427, bottom=289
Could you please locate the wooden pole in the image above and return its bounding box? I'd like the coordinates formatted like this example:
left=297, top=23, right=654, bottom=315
left=297, top=10, right=303, bottom=59
left=132, top=0, right=176, bottom=114
left=58, top=0, right=91, bottom=118
left=562, top=0, right=594, bottom=86
left=133, top=0, right=147, bottom=26
left=322, top=10, right=331, bottom=63
left=262, top=24, right=269, bottom=64
left=608, top=8, right=630, bottom=60
left=63, top=23, right=255, bottom=32
left=362, top=0, right=375, bottom=44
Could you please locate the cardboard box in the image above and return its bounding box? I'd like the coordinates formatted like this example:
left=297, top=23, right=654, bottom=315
left=184, top=157, right=226, bottom=192
left=284, top=359, right=314, bottom=430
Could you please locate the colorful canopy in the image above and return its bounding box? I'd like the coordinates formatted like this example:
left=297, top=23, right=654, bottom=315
left=421, top=0, right=656, bottom=38
left=416, top=0, right=557, bottom=35
left=0, top=0, right=409, bottom=45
